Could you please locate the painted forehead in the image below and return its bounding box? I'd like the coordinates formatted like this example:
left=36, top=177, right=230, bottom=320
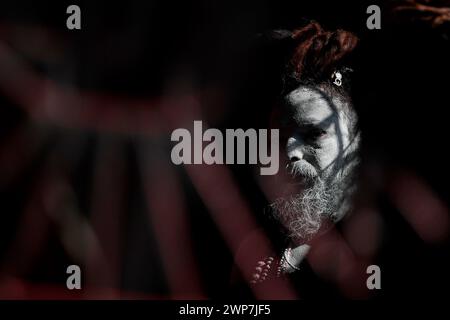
left=284, top=86, right=339, bottom=126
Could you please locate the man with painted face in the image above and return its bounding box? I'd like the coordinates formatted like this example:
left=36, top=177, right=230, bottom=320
left=251, top=22, right=362, bottom=282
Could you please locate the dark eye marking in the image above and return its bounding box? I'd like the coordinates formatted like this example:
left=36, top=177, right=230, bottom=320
left=300, top=125, right=327, bottom=141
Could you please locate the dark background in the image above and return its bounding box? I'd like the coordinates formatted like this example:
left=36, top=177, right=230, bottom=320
left=0, top=0, right=449, bottom=299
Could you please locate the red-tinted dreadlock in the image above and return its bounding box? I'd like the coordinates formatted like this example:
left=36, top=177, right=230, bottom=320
left=287, top=21, right=359, bottom=82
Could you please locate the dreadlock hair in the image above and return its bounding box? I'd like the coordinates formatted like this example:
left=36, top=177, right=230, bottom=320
left=272, top=21, right=360, bottom=140
left=282, top=21, right=359, bottom=93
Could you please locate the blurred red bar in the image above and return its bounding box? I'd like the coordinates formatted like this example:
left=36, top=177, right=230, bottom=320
left=389, top=170, right=450, bottom=243
left=185, top=163, right=297, bottom=299
left=139, top=142, right=205, bottom=299
left=87, top=138, right=125, bottom=296
left=308, top=225, right=371, bottom=299
left=0, top=276, right=167, bottom=299
left=0, top=169, right=52, bottom=284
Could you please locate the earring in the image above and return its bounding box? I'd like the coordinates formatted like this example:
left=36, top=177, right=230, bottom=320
left=332, top=71, right=342, bottom=87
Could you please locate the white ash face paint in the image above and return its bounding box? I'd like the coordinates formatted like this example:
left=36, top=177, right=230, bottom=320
left=271, top=85, right=361, bottom=243
left=284, top=86, right=355, bottom=181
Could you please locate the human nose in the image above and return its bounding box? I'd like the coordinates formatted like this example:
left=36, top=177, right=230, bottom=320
left=286, top=136, right=305, bottom=163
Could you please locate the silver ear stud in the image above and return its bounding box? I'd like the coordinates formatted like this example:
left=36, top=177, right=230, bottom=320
left=332, top=71, right=342, bottom=87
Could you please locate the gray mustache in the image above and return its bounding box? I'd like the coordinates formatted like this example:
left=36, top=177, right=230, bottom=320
left=287, top=160, right=318, bottom=181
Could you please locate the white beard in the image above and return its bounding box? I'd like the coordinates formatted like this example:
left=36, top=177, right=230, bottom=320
left=271, top=178, right=338, bottom=243
left=270, top=152, right=359, bottom=243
